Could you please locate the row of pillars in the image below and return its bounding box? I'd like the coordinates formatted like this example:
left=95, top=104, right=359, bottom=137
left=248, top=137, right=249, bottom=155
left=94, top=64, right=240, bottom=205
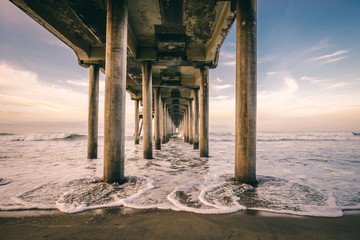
left=179, top=66, right=208, bottom=157
left=133, top=84, right=177, bottom=152
left=86, top=0, right=257, bottom=186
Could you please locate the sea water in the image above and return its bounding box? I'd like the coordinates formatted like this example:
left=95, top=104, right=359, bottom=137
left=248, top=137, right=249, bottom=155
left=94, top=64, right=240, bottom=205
left=0, top=131, right=359, bottom=217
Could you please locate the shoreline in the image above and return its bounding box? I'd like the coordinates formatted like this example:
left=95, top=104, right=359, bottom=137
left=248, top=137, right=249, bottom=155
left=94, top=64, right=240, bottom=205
left=1, top=208, right=360, bottom=240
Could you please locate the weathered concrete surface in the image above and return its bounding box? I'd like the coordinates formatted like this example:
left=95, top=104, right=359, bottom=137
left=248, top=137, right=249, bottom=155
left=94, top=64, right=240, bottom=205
left=134, top=100, right=140, bottom=145
left=162, top=100, right=167, bottom=144
left=142, top=62, right=153, bottom=159
left=154, top=88, right=161, bottom=150
left=193, top=89, right=199, bottom=149
left=189, top=99, right=194, bottom=144
left=103, top=0, right=127, bottom=184
left=200, top=66, right=209, bottom=157
left=235, top=0, right=257, bottom=186
left=87, top=64, right=99, bottom=159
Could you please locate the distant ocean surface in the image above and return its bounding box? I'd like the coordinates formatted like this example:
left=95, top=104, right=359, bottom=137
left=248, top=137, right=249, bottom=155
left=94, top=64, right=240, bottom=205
left=0, top=131, right=359, bottom=217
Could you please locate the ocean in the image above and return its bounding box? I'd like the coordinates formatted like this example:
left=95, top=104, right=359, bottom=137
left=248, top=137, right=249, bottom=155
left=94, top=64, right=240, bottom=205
left=0, top=131, right=359, bottom=217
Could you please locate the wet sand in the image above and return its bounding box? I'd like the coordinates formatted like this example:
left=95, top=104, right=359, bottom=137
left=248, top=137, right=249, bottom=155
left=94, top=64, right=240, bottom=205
left=1, top=209, right=359, bottom=240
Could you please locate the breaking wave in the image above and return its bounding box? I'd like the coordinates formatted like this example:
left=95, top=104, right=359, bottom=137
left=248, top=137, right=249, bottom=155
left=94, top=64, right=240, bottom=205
left=11, top=133, right=86, bottom=141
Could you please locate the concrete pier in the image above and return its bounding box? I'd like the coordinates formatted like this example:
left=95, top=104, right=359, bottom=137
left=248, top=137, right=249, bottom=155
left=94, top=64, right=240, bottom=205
left=200, top=66, right=209, bottom=157
left=87, top=64, right=99, bottom=159
left=235, top=0, right=257, bottom=185
left=142, top=62, right=153, bottom=159
left=189, top=99, right=194, bottom=144
left=193, top=89, right=199, bottom=149
left=154, top=88, right=161, bottom=150
left=103, top=0, right=127, bottom=183
left=12, top=0, right=244, bottom=185
left=134, top=100, right=140, bottom=144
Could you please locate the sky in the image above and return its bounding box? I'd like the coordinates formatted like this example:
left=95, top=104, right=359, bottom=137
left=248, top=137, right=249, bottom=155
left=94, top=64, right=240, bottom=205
left=0, top=0, right=360, bottom=134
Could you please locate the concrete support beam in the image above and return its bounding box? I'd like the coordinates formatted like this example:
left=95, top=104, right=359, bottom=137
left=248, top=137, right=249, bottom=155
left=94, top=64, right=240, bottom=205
left=103, top=0, right=127, bottom=184
left=142, top=62, right=153, bottom=159
left=87, top=64, right=99, bottom=159
left=200, top=66, right=209, bottom=157
left=189, top=99, right=194, bottom=144
left=235, top=0, right=257, bottom=185
left=134, top=100, right=140, bottom=144
left=154, top=88, right=161, bottom=150
left=193, top=89, right=199, bottom=149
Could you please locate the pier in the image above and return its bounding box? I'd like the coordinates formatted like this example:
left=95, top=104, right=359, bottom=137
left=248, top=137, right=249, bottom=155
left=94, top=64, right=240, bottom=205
left=11, top=0, right=257, bottom=185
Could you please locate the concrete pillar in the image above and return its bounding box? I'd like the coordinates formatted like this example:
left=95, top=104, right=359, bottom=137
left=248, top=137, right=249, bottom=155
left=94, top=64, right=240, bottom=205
left=167, top=109, right=171, bottom=142
left=165, top=107, right=168, bottom=143
left=193, top=89, right=199, bottom=149
left=142, top=62, right=153, bottom=159
left=187, top=106, right=191, bottom=143
left=161, top=99, right=166, bottom=144
left=189, top=99, right=193, bottom=144
left=235, top=0, right=257, bottom=185
left=179, top=117, right=183, bottom=135
left=103, top=0, right=127, bottom=183
left=154, top=88, right=161, bottom=150
left=200, top=66, right=209, bottom=157
left=139, top=118, right=143, bottom=136
left=184, top=109, right=188, bottom=143
left=87, top=64, right=99, bottom=159
left=166, top=109, right=169, bottom=142
left=134, top=100, right=140, bottom=144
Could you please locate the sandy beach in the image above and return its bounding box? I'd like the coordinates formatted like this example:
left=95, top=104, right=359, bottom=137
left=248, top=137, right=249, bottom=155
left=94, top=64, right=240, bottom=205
left=1, top=208, right=359, bottom=240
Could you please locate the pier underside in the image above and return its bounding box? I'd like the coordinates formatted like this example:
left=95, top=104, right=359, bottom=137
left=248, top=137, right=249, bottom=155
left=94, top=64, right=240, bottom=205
left=11, top=0, right=257, bottom=185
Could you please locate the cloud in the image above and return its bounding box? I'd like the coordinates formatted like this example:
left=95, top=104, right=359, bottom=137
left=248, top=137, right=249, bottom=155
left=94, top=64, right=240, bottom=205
left=219, top=50, right=236, bottom=66
left=267, top=71, right=284, bottom=77
left=258, top=56, right=274, bottom=63
left=258, top=73, right=360, bottom=123
left=220, top=51, right=235, bottom=59
left=216, top=77, right=223, bottom=83
left=222, top=61, right=236, bottom=66
left=0, top=61, right=88, bottom=121
left=319, top=56, right=347, bottom=65
left=66, top=79, right=88, bottom=87
left=300, top=76, right=323, bottom=84
left=258, top=76, right=300, bottom=117
left=327, top=82, right=347, bottom=89
left=284, top=77, right=298, bottom=94
left=226, top=42, right=235, bottom=47
left=304, top=37, right=331, bottom=53
left=308, top=50, right=349, bottom=65
left=213, top=84, right=233, bottom=90
left=210, top=95, right=230, bottom=101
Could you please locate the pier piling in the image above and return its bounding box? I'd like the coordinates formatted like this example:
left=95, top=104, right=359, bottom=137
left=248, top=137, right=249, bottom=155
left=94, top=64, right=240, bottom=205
left=154, top=88, right=161, bottom=150
left=142, top=62, right=153, bottom=159
left=134, top=100, right=140, bottom=144
left=87, top=64, right=99, bottom=159
left=200, top=66, right=209, bottom=157
left=103, top=0, right=127, bottom=183
left=189, top=99, right=194, bottom=144
left=235, top=0, right=257, bottom=185
left=193, top=89, right=199, bottom=149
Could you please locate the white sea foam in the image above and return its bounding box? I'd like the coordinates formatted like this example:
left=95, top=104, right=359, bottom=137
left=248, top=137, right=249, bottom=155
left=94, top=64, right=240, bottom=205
left=0, top=132, right=359, bottom=216
left=11, top=133, right=85, bottom=141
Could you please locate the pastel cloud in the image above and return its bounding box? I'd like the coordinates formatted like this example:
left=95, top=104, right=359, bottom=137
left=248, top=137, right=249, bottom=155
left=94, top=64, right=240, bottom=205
left=0, top=61, right=88, bottom=121
left=213, top=84, right=233, bottom=90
